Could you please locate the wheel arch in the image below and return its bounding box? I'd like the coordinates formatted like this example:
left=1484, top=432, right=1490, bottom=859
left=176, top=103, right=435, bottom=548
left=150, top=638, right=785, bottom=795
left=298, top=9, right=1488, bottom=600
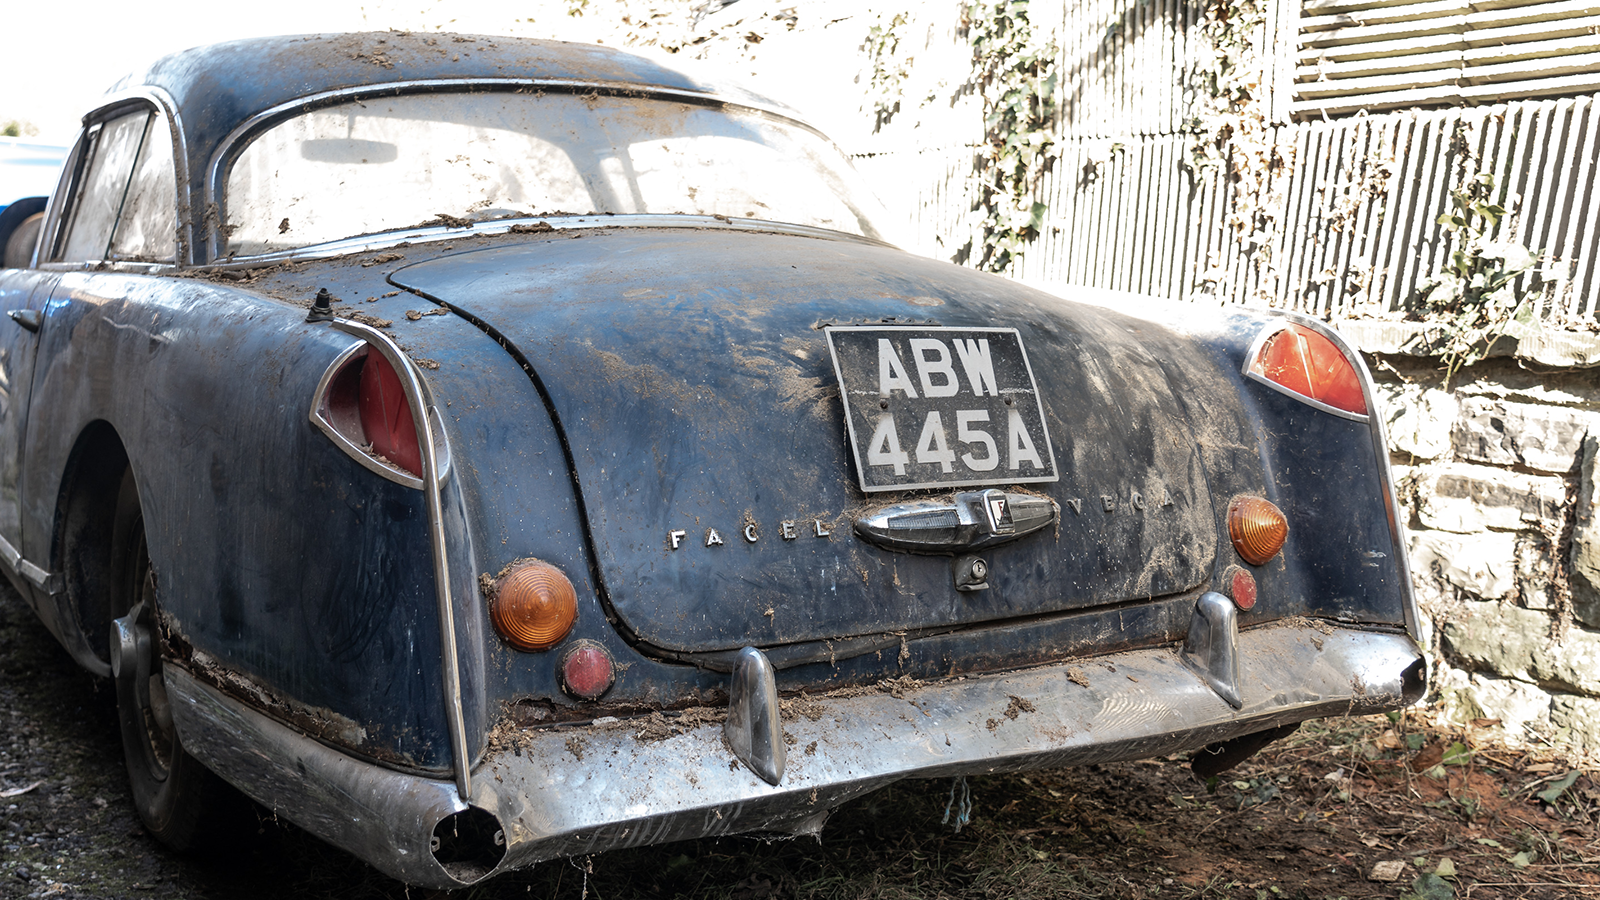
left=46, top=418, right=133, bottom=676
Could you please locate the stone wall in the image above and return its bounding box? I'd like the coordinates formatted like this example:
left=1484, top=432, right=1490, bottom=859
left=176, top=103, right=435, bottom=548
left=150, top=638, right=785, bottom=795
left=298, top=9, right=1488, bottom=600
left=1371, top=348, right=1600, bottom=758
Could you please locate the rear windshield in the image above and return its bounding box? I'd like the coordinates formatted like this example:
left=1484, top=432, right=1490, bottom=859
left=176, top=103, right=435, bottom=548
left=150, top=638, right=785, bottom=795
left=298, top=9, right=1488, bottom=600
left=222, top=89, right=888, bottom=256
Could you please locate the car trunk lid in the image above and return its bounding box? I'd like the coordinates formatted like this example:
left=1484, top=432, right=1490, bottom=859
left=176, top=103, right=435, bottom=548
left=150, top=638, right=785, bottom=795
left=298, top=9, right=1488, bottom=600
left=390, top=228, right=1218, bottom=657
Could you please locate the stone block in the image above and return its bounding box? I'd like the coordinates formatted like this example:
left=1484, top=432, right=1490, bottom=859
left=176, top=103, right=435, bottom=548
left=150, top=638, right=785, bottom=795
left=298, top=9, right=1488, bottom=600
left=1549, top=695, right=1600, bottom=756
left=1567, top=434, right=1600, bottom=628
left=1376, top=382, right=1456, bottom=460
left=1409, top=530, right=1519, bottom=599
left=1432, top=666, right=1552, bottom=742
left=1442, top=602, right=1600, bottom=696
left=1412, top=462, right=1566, bottom=533
left=1451, top=398, right=1591, bottom=474
left=1516, top=534, right=1557, bottom=610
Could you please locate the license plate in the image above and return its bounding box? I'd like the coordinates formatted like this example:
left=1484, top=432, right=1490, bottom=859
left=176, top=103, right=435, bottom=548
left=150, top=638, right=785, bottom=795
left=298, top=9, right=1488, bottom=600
left=826, top=326, right=1059, bottom=492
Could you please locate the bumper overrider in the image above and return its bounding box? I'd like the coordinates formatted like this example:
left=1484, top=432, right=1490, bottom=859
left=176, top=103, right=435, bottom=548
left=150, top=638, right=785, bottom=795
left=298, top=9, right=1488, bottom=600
left=166, top=618, right=1425, bottom=889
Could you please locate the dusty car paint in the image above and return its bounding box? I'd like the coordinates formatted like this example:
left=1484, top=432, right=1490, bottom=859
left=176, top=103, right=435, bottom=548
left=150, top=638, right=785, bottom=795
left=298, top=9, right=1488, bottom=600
left=0, top=32, right=1423, bottom=888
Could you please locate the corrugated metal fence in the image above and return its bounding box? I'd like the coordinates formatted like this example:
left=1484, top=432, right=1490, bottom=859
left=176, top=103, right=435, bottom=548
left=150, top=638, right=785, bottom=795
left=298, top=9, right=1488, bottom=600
left=855, top=0, right=1599, bottom=322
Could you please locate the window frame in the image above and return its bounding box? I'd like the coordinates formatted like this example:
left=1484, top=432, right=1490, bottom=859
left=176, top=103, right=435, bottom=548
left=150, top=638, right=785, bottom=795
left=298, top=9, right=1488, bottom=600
left=37, top=92, right=190, bottom=272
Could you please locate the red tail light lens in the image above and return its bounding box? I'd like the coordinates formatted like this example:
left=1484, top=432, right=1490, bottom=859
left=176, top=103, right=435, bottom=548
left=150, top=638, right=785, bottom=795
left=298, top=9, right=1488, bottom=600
left=310, top=342, right=430, bottom=487
left=1247, top=323, right=1367, bottom=416
left=357, top=350, right=422, bottom=477
left=1225, top=565, right=1257, bottom=610
left=559, top=641, right=615, bottom=700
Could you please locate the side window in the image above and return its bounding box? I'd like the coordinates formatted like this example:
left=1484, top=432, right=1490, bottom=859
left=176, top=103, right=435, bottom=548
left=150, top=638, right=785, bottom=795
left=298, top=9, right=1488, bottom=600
left=110, top=117, right=177, bottom=262
left=53, top=108, right=177, bottom=264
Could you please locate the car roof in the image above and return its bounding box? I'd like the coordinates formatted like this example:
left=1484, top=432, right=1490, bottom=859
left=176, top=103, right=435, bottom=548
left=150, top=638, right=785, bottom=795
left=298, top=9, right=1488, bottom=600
left=93, top=32, right=797, bottom=250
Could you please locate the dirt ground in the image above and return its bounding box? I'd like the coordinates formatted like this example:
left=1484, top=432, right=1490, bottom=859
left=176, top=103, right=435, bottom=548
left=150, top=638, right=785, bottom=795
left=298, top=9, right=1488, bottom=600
left=3, top=579, right=1597, bottom=900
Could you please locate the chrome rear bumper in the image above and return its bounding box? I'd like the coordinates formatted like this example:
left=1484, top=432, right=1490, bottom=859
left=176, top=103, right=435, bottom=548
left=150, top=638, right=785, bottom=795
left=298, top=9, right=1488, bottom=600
left=167, top=621, right=1424, bottom=889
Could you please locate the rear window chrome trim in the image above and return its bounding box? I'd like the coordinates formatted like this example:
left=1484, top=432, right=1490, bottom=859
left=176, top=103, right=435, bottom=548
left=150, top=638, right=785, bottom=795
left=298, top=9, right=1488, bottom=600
left=204, top=214, right=895, bottom=268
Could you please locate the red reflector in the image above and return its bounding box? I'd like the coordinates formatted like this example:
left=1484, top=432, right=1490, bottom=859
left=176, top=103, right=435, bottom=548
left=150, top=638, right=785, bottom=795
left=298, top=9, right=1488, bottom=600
left=358, top=351, right=422, bottom=477
left=560, top=641, right=615, bottom=700
left=1250, top=324, right=1367, bottom=415
left=1227, top=566, right=1257, bottom=611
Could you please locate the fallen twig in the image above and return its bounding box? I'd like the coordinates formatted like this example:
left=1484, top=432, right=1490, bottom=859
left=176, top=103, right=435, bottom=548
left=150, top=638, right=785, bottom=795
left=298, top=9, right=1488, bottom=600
left=0, top=779, right=43, bottom=798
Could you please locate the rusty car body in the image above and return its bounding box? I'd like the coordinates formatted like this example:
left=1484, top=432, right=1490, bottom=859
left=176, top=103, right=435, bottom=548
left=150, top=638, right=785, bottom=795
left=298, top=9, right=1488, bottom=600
left=0, top=32, right=1425, bottom=887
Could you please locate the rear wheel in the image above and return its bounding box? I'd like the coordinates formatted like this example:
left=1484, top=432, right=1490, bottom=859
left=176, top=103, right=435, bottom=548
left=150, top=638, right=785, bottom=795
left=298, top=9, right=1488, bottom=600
left=108, top=472, right=229, bottom=849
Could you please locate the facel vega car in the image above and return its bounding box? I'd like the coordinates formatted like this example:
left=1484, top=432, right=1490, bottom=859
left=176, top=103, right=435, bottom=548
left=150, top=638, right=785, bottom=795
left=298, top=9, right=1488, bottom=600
left=0, top=33, right=1425, bottom=888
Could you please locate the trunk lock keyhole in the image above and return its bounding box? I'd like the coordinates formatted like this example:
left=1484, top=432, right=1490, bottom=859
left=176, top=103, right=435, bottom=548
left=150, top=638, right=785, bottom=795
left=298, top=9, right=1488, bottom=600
left=953, top=555, right=989, bottom=592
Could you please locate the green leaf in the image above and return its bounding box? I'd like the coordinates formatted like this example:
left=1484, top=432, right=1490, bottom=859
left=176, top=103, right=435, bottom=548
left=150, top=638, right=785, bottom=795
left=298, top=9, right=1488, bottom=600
left=1405, top=733, right=1426, bottom=751
left=1433, top=858, right=1456, bottom=878
left=1536, top=770, right=1580, bottom=804
left=1441, top=742, right=1472, bottom=766
left=1408, top=873, right=1453, bottom=900
left=1509, top=850, right=1533, bottom=868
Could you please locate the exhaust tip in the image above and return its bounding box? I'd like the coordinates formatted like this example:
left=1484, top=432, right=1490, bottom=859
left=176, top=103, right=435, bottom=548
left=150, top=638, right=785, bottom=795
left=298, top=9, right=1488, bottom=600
left=431, top=806, right=506, bottom=884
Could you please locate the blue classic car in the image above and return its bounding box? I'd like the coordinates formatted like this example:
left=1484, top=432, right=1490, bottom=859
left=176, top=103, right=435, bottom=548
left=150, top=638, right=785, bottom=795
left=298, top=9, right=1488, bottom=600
left=0, top=33, right=1425, bottom=887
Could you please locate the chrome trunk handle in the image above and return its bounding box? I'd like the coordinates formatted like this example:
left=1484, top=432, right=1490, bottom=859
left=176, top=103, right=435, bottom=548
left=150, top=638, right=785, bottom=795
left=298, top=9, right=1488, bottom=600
left=853, top=489, right=1057, bottom=554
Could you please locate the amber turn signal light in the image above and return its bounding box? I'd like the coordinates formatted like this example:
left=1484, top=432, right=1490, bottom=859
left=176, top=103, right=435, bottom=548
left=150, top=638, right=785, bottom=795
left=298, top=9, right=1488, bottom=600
left=490, top=560, right=577, bottom=651
left=1228, top=496, right=1288, bottom=566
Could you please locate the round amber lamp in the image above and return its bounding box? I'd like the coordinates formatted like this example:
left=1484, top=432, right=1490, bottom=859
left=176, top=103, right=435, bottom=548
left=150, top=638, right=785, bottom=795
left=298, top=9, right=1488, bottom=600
left=1228, top=496, right=1288, bottom=566
left=490, top=561, right=578, bottom=651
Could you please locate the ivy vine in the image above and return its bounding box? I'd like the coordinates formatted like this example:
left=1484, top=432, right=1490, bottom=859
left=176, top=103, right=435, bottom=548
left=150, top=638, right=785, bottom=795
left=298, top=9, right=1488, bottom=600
left=960, top=0, right=1059, bottom=274
left=863, top=11, right=911, bottom=133
left=1187, top=0, right=1289, bottom=297
left=1411, top=166, right=1544, bottom=388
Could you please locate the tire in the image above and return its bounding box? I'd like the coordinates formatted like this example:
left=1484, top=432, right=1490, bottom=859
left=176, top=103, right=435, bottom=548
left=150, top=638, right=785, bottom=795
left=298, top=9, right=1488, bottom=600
left=108, top=470, right=231, bottom=850
left=3, top=211, right=44, bottom=268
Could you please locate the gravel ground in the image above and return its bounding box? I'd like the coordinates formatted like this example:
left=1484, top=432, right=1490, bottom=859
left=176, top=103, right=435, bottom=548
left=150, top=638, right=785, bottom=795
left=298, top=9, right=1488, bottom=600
left=4, top=576, right=1597, bottom=900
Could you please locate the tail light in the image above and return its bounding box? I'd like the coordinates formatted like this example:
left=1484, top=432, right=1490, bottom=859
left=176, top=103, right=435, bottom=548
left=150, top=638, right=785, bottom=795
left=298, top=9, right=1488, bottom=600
left=1224, top=565, right=1257, bottom=610
left=358, top=350, right=423, bottom=477
left=311, top=341, right=441, bottom=488
left=1229, top=496, right=1288, bottom=565
left=490, top=560, right=578, bottom=651
left=559, top=641, right=615, bottom=699
left=1245, top=321, right=1368, bottom=417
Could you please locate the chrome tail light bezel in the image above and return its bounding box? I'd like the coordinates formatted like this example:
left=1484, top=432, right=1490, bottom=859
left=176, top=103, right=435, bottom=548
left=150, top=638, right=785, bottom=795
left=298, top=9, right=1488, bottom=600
left=309, top=339, right=451, bottom=489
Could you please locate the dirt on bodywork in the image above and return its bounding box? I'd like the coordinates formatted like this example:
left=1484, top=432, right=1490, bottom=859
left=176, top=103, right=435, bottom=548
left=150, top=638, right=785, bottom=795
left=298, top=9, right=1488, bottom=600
left=2, top=579, right=1596, bottom=899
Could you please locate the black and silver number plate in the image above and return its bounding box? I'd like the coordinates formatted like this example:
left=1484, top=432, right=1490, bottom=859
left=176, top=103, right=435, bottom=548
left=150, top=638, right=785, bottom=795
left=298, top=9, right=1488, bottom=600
left=826, top=326, right=1058, bottom=492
